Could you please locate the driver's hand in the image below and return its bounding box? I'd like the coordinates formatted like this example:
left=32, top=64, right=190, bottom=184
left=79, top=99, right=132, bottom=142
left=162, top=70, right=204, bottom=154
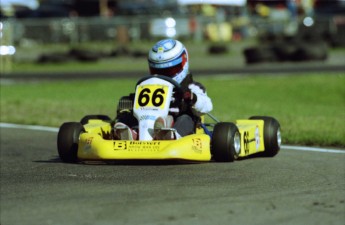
left=183, top=90, right=197, bottom=105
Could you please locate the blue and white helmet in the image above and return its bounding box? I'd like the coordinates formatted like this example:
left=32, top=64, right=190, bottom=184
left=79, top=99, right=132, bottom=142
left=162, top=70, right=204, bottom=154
left=148, top=39, right=189, bottom=84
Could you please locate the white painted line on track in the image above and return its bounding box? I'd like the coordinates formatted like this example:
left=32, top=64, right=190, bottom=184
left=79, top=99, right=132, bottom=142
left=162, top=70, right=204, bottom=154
left=280, top=145, right=345, bottom=154
left=1, top=123, right=344, bottom=154
left=0, top=123, right=59, bottom=132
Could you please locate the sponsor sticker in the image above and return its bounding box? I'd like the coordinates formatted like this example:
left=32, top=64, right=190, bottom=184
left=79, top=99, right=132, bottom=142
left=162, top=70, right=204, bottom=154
left=139, top=115, right=156, bottom=121
left=127, top=141, right=161, bottom=152
left=113, top=141, right=127, bottom=151
left=192, top=138, right=203, bottom=154
left=84, top=137, right=93, bottom=151
left=255, top=126, right=260, bottom=151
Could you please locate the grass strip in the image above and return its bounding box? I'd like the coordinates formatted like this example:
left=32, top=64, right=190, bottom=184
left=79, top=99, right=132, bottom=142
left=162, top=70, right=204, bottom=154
left=1, top=73, right=344, bottom=147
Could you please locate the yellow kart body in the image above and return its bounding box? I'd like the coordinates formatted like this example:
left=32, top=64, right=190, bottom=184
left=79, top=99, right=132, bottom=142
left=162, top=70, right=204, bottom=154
left=77, top=119, right=211, bottom=161
left=72, top=118, right=272, bottom=162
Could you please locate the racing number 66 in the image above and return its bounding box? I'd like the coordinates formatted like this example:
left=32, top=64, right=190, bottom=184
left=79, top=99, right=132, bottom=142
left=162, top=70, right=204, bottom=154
left=138, top=88, right=165, bottom=107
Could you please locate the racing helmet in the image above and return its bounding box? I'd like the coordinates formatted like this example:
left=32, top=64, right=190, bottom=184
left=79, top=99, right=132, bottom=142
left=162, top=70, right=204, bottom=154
left=148, top=39, right=189, bottom=84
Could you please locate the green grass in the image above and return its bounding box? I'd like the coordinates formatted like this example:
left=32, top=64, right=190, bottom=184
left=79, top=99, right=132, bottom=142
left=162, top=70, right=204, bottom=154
left=1, top=73, right=344, bottom=147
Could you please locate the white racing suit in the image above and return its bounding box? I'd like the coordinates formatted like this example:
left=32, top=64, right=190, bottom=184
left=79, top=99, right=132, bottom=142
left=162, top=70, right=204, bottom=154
left=172, top=74, right=213, bottom=137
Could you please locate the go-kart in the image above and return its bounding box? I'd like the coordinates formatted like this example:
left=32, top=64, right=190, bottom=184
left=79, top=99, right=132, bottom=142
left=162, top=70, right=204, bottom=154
left=57, top=75, right=281, bottom=163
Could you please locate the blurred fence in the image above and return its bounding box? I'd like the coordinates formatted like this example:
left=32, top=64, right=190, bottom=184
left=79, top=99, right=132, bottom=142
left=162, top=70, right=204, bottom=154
left=2, top=16, right=233, bottom=45
left=1, top=14, right=343, bottom=50
left=1, top=15, right=282, bottom=46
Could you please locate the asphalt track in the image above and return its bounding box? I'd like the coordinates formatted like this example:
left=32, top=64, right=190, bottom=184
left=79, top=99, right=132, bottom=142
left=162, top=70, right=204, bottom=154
left=1, top=125, right=344, bottom=225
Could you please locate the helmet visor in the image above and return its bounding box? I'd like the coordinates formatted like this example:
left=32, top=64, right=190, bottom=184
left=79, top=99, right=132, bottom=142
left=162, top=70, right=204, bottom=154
left=149, top=63, right=184, bottom=77
left=149, top=51, right=187, bottom=78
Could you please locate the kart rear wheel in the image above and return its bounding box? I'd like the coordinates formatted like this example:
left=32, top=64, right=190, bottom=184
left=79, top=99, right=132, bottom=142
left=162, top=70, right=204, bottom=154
left=211, top=122, right=241, bottom=162
left=57, top=122, right=84, bottom=163
left=80, top=115, right=112, bottom=125
left=250, top=116, right=281, bottom=157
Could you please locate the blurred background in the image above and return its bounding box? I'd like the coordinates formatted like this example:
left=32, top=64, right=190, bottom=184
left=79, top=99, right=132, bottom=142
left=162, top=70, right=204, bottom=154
left=0, top=0, right=344, bottom=74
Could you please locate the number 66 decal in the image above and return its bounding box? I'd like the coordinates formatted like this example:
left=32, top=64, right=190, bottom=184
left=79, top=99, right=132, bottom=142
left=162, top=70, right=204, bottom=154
left=135, top=85, right=168, bottom=109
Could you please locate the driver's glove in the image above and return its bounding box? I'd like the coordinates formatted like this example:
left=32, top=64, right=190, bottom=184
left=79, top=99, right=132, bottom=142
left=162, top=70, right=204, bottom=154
left=183, top=90, right=197, bottom=105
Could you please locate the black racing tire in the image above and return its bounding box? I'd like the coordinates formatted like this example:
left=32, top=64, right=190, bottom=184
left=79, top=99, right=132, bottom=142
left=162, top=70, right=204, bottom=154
left=36, top=53, right=71, bottom=63
left=249, top=116, right=281, bottom=157
left=208, top=44, right=228, bottom=55
left=68, top=48, right=100, bottom=62
left=80, top=115, right=112, bottom=125
left=291, top=41, right=328, bottom=61
left=57, top=122, right=84, bottom=163
left=211, top=122, right=241, bottom=162
left=243, top=46, right=276, bottom=64
left=272, top=42, right=300, bottom=61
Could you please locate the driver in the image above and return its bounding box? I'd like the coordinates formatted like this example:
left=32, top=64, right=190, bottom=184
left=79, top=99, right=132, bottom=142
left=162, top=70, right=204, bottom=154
left=114, top=39, right=213, bottom=140
left=149, top=39, right=213, bottom=139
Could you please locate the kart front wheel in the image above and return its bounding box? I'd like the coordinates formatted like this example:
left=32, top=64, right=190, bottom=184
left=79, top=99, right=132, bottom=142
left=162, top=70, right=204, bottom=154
left=57, top=122, right=84, bottom=163
left=250, top=116, right=281, bottom=157
left=211, top=122, right=241, bottom=162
